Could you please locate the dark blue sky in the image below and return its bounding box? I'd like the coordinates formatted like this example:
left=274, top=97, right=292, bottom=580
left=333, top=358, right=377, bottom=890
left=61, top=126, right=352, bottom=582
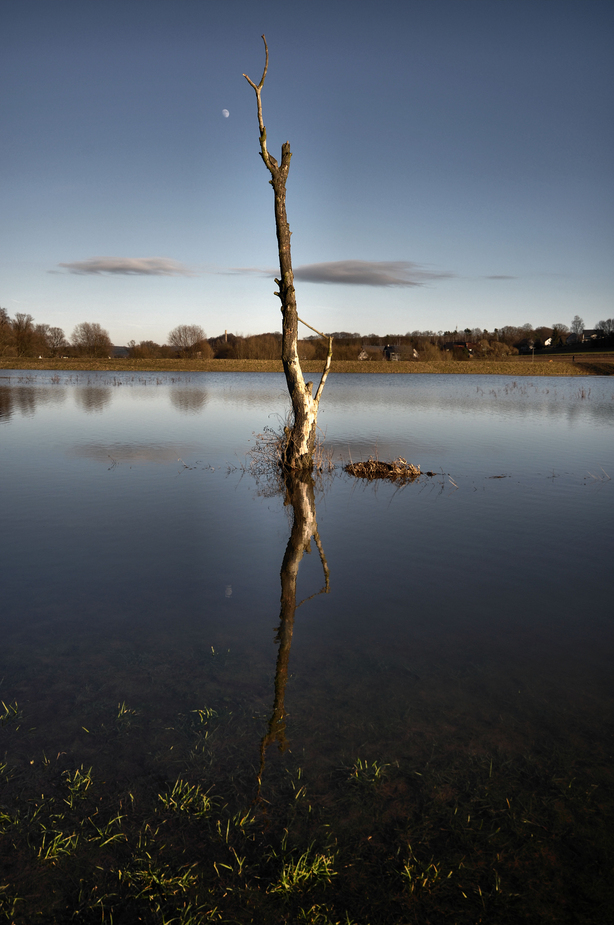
left=2, top=0, right=612, bottom=343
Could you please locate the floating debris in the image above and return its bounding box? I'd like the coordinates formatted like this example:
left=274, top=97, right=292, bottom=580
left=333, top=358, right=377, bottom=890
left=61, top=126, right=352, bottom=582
left=344, top=456, right=421, bottom=482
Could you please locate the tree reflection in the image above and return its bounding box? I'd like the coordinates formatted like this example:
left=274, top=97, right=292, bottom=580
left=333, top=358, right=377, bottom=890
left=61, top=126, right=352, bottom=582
left=169, top=387, right=208, bottom=415
left=0, top=385, right=13, bottom=421
left=257, top=472, right=330, bottom=796
left=74, top=386, right=112, bottom=414
left=0, top=384, right=67, bottom=421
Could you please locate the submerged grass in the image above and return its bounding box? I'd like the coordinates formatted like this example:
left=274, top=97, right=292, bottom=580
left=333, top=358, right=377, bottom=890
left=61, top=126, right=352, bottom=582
left=1, top=695, right=612, bottom=924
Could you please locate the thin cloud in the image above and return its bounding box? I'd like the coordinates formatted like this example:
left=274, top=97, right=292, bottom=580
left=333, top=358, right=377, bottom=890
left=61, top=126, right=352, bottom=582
left=56, top=257, right=196, bottom=276
left=293, top=260, right=454, bottom=287
left=484, top=275, right=517, bottom=280
left=223, top=260, right=454, bottom=287
left=220, top=265, right=277, bottom=278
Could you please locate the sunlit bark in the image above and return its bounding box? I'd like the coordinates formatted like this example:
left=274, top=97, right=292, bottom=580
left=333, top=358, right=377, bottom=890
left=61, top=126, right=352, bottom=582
left=244, top=37, right=332, bottom=470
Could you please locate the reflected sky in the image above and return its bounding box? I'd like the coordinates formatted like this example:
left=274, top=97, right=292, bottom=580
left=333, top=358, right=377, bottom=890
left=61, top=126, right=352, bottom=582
left=0, top=369, right=612, bottom=783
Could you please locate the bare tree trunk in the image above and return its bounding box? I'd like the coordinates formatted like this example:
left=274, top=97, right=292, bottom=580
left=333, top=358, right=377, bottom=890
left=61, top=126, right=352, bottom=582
left=244, top=36, right=332, bottom=471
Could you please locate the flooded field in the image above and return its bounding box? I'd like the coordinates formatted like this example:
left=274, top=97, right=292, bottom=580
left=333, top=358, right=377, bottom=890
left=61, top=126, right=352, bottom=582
left=1, top=370, right=613, bottom=923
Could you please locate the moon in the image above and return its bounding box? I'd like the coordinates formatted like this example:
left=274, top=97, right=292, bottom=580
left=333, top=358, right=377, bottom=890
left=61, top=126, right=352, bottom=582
left=222, top=109, right=229, bottom=118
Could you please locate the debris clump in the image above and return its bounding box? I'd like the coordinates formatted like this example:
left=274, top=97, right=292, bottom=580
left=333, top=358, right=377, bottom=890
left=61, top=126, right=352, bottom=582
left=344, top=456, right=421, bottom=482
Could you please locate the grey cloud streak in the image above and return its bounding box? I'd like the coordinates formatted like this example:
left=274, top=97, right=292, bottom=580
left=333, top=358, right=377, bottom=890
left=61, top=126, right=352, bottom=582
left=57, top=257, right=195, bottom=276
left=224, top=260, right=455, bottom=287
left=293, top=260, right=454, bottom=287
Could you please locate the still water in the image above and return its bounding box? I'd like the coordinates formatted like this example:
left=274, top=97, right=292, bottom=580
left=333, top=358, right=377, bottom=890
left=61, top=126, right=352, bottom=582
left=1, top=369, right=613, bottom=916
left=1, top=371, right=613, bottom=754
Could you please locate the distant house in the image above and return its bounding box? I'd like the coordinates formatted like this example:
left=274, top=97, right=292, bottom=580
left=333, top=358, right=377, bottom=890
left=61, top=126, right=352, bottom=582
left=567, top=329, right=600, bottom=345
left=443, top=341, right=475, bottom=356
left=358, top=345, right=385, bottom=361
left=357, top=344, right=408, bottom=361
left=112, top=345, right=130, bottom=358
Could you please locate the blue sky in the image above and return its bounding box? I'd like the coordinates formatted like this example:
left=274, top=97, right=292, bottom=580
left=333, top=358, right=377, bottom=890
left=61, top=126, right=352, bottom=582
left=2, top=0, right=612, bottom=345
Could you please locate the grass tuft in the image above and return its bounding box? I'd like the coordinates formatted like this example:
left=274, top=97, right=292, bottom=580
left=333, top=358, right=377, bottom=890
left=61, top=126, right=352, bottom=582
left=158, top=779, right=214, bottom=817
left=269, top=844, right=338, bottom=896
left=0, top=700, right=22, bottom=728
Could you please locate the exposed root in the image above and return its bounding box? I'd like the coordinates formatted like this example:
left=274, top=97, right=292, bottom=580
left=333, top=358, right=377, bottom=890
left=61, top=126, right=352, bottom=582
left=344, top=456, right=421, bottom=482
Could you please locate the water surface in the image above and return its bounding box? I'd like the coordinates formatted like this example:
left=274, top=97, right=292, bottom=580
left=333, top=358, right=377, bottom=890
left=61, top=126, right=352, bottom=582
left=1, top=370, right=612, bottom=919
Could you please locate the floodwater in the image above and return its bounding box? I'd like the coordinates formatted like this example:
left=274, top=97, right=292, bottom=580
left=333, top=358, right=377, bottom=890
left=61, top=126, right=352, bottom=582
left=1, top=369, right=613, bottom=903
left=1, top=371, right=613, bottom=750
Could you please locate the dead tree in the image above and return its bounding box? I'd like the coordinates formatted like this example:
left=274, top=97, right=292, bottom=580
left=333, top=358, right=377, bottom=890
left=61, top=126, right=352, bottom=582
left=244, top=36, right=332, bottom=471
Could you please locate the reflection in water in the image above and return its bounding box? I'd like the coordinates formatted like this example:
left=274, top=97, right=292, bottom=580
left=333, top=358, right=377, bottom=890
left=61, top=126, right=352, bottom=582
left=68, top=442, right=201, bottom=465
left=257, top=473, right=330, bottom=795
left=0, top=371, right=612, bottom=919
left=74, top=386, right=112, bottom=414
left=169, top=387, right=208, bottom=415
left=0, top=384, right=67, bottom=421
left=0, top=384, right=13, bottom=421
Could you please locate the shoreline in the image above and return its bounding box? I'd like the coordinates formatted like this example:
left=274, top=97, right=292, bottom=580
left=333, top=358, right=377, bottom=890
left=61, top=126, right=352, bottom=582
left=1, top=356, right=613, bottom=376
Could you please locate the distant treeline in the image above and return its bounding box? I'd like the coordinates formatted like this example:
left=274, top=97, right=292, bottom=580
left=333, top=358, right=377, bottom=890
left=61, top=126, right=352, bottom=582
left=1, top=309, right=612, bottom=360
left=0, top=309, right=113, bottom=358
